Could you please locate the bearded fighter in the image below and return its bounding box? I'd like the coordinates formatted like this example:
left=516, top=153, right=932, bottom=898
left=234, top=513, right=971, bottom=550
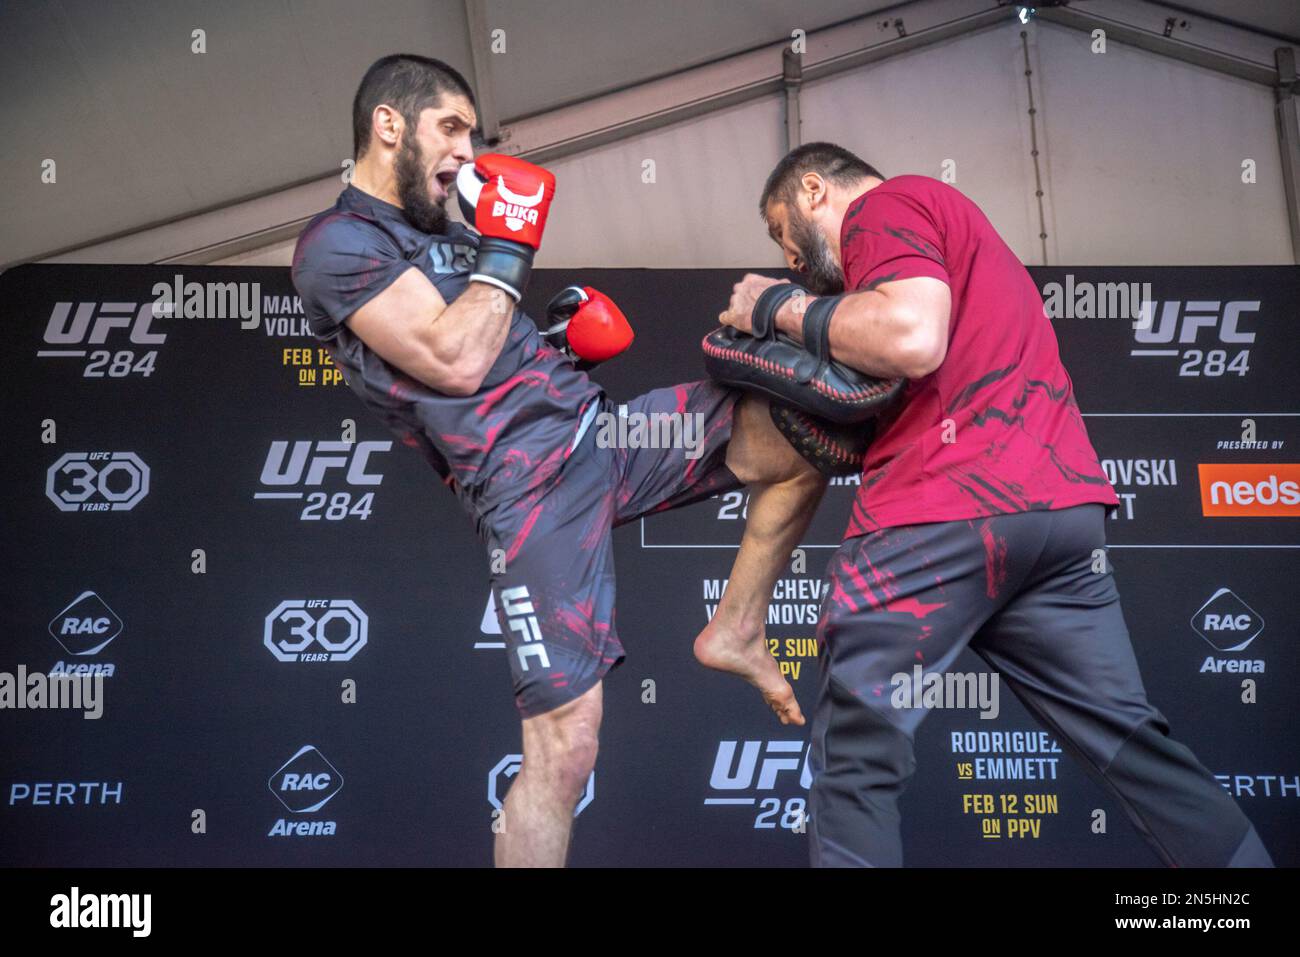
left=291, top=55, right=827, bottom=867
left=709, top=142, right=1274, bottom=868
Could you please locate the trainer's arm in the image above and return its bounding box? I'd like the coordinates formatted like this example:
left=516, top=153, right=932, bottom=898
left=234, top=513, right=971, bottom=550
left=345, top=269, right=513, bottom=397
left=774, top=276, right=951, bottom=381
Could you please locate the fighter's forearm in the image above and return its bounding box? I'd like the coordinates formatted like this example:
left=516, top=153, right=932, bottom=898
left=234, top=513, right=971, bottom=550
left=772, top=289, right=938, bottom=380
left=424, top=281, right=515, bottom=393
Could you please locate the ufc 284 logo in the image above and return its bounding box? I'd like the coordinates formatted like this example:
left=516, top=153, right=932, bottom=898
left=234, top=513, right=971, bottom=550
left=254, top=439, right=391, bottom=520
left=705, top=740, right=811, bottom=832
left=1132, top=300, right=1258, bottom=378
left=37, top=301, right=165, bottom=378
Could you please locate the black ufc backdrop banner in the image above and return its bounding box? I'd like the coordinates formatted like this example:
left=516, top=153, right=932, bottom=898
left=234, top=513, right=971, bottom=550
left=1, top=263, right=1296, bottom=867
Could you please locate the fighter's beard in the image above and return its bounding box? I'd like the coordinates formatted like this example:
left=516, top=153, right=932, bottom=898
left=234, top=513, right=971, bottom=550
left=788, top=208, right=845, bottom=295
left=394, top=130, right=449, bottom=234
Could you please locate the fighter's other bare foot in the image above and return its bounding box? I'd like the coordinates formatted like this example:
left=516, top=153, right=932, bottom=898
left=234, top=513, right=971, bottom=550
left=694, top=618, right=805, bottom=726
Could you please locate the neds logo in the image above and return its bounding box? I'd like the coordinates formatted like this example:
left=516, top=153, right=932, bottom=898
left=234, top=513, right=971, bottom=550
left=1198, top=464, right=1300, bottom=517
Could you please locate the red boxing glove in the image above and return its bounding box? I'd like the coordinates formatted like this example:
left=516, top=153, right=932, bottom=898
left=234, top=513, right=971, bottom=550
left=543, top=286, right=635, bottom=369
left=457, top=154, right=557, bottom=300
left=461, top=154, right=555, bottom=247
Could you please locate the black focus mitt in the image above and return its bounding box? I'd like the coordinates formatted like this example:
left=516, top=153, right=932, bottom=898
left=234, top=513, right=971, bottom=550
left=702, top=283, right=905, bottom=425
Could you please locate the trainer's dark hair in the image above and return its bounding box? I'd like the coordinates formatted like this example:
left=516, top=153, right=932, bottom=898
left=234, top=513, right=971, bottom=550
left=352, top=54, right=476, bottom=157
left=759, top=142, right=883, bottom=216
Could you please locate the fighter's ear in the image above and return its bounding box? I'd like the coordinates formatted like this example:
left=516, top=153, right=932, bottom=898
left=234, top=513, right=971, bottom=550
left=799, top=171, right=826, bottom=208
left=371, top=103, right=402, bottom=148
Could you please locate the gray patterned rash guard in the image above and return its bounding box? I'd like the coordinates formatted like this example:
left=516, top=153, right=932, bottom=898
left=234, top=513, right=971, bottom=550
left=291, top=186, right=603, bottom=530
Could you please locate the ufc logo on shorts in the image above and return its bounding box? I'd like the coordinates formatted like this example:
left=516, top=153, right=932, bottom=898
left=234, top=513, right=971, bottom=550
left=499, top=586, right=551, bottom=672
left=1134, top=300, right=1258, bottom=345
left=259, top=440, right=390, bottom=486
left=42, top=302, right=166, bottom=346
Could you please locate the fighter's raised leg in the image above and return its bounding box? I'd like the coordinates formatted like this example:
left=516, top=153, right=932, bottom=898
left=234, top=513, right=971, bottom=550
left=694, top=394, right=828, bottom=725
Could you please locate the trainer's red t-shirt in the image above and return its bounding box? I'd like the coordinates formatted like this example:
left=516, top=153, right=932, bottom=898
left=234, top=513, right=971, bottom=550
left=839, top=175, right=1118, bottom=538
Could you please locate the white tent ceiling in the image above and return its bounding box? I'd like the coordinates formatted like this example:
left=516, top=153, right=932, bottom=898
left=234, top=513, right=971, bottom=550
left=0, top=0, right=887, bottom=264
left=1, top=0, right=1297, bottom=267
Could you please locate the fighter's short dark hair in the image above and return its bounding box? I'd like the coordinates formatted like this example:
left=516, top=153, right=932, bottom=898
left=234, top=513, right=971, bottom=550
left=352, top=54, right=476, bottom=157
left=759, top=142, right=884, bottom=215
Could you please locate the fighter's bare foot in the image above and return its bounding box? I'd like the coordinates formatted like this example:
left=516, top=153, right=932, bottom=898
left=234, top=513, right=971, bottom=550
left=694, top=617, right=805, bottom=725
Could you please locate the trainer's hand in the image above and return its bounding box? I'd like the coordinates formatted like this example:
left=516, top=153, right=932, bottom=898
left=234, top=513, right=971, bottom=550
left=719, top=273, right=785, bottom=334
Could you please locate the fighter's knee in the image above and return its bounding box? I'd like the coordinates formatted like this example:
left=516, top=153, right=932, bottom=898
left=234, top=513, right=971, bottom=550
left=556, top=732, right=599, bottom=801
left=530, top=727, right=598, bottom=803
left=522, top=697, right=601, bottom=803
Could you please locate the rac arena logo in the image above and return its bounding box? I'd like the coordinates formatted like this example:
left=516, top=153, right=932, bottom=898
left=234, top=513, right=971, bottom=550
left=263, top=600, right=368, bottom=663
left=46, top=452, right=150, bottom=512
left=48, top=591, right=122, bottom=677
left=1191, top=589, right=1265, bottom=675
left=268, top=745, right=342, bottom=837
left=49, top=592, right=122, bottom=657
left=1197, top=464, right=1300, bottom=517
left=37, top=301, right=166, bottom=379
left=253, top=439, right=390, bottom=521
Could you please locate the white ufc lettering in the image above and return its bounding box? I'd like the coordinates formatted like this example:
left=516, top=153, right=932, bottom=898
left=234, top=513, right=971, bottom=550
left=1134, top=300, right=1258, bottom=345
left=500, top=586, right=551, bottom=672
left=43, top=302, right=166, bottom=345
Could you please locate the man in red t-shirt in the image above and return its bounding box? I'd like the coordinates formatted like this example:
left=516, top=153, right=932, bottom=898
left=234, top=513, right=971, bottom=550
left=716, top=142, right=1272, bottom=868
